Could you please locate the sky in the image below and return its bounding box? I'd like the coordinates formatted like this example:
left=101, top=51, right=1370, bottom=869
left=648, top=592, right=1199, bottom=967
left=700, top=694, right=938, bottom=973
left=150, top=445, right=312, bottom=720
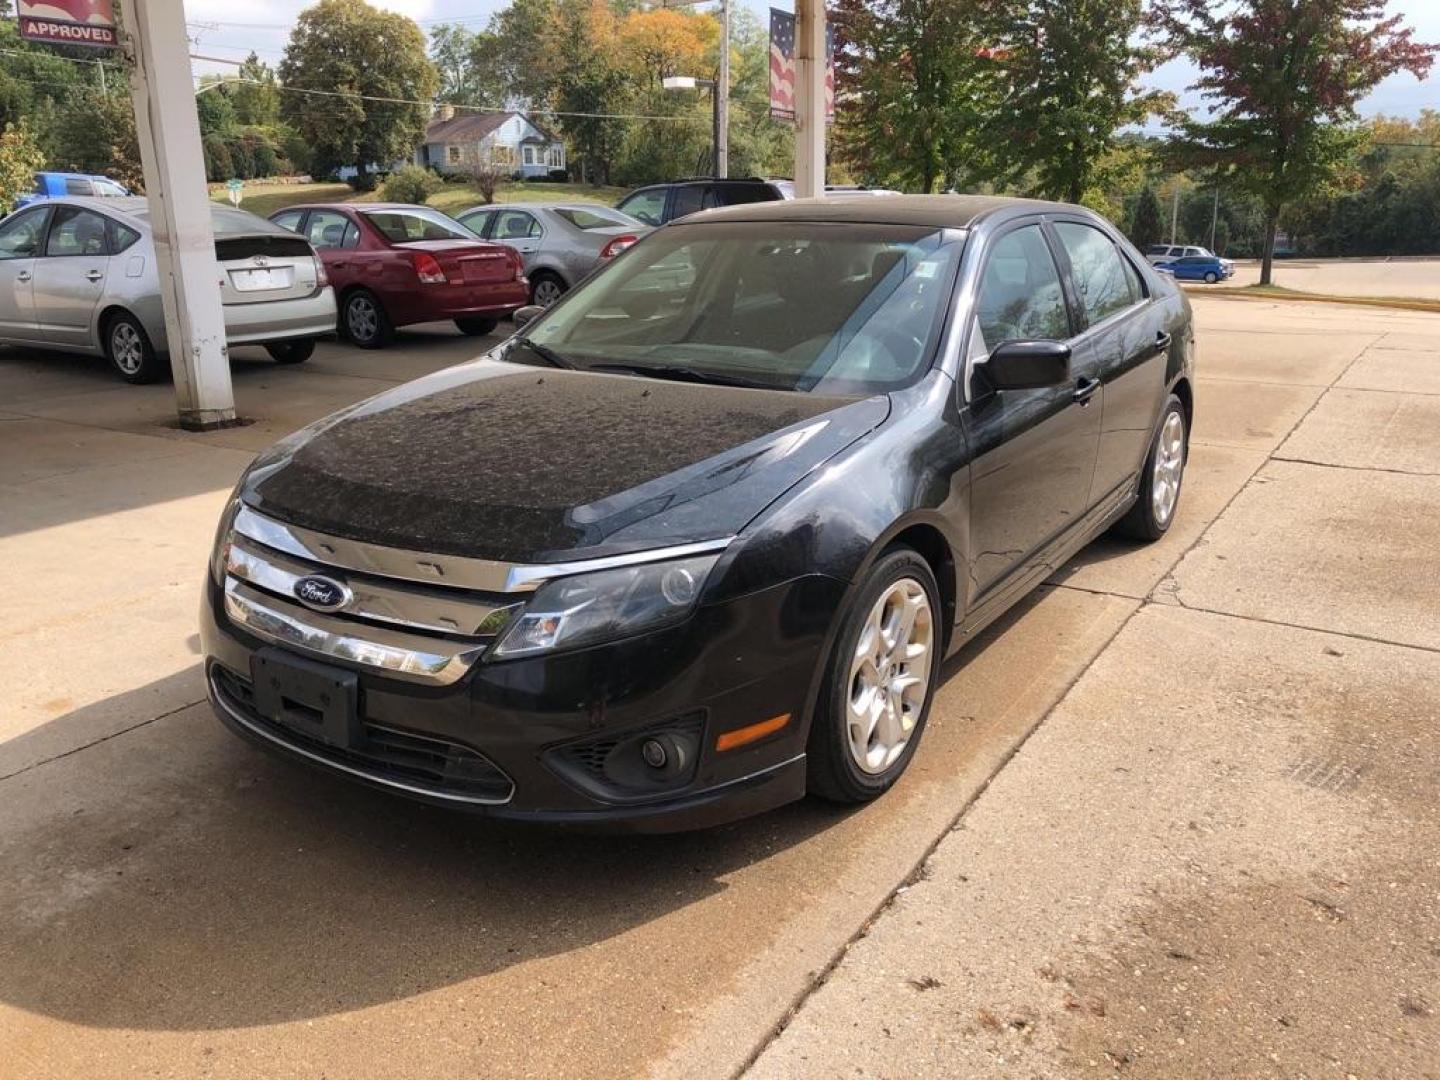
left=184, top=0, right=1440, bottom=122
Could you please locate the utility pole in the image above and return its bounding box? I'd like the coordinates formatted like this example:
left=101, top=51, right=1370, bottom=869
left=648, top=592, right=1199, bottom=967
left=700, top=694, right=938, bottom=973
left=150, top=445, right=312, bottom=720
left=125, top=0, right=235, bottom=429
left=1170, top=183, right=1180, bottom=245
left=715, top=0, right=728, bottom=178
left=794, top=0, right=827, bottom=198
left=1209, top=188, right=1220, bottom=252
left=662, top=0, right=728, bottom=179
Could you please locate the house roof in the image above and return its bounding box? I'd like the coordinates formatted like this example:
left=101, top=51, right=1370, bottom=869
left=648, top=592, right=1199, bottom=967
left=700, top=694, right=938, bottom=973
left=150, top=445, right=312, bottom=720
left=424, top=111, right=561, bottom=146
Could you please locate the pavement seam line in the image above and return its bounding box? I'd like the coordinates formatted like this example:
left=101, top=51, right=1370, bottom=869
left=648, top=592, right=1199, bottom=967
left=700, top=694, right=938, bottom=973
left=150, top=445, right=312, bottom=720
left=730, top=593, right=1140, bottom=1080
left=1144, top=597, right=1440, bottom=658
left=1270, top=454, right=1438, bottom=478
left=0, top=697, right=206, bottom=785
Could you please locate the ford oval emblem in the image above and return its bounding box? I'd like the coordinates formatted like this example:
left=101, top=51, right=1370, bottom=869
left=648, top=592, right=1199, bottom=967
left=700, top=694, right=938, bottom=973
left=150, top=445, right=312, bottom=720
left=293, top=575, right=350, bottom=612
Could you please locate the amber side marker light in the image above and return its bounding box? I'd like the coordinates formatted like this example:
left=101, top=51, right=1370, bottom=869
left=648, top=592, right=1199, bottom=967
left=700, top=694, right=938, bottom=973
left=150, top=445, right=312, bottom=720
left=715, top=713, right=791, bottom=753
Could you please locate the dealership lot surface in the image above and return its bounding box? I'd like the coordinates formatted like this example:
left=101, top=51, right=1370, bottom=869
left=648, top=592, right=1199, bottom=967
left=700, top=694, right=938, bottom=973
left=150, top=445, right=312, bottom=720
left=2, top=298, right=1437, bottom=1078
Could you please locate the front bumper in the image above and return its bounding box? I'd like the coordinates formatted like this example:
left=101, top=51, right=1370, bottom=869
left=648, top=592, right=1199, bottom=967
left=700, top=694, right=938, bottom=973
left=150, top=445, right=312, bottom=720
left=201, top=572, right=843, bottom=832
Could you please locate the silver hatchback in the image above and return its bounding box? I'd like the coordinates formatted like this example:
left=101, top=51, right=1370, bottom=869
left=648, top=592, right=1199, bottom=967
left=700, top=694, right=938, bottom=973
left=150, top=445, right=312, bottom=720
left=0, top=196, right=337, bottom=383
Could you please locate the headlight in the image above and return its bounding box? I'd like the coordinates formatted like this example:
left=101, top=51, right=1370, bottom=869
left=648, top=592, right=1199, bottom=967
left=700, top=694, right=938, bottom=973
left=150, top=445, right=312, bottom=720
left=208, top=496, right=243, bottom=584
left=494, top=553, right=721, bottom=658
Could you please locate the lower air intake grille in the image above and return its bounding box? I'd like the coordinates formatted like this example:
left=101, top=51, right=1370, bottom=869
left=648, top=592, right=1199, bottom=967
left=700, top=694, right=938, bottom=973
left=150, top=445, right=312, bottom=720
left=213, top=666, right=513, bottom=802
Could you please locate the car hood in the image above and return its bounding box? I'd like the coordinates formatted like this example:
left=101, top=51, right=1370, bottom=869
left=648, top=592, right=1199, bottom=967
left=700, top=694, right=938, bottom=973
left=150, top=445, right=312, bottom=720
left=242, top=357, right=890, bottom=563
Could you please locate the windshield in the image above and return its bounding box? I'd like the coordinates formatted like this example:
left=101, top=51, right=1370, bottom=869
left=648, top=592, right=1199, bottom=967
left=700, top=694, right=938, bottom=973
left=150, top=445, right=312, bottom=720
left=515, top=222, right=963, bottom=395
left=363, top=207, right=471, bottom=242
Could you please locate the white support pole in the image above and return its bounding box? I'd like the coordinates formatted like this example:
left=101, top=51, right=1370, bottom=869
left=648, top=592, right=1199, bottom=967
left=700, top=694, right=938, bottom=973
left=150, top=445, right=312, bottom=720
left=793, top=0, right=826, bottom=199
left=125, top=0, right=235, bottom=430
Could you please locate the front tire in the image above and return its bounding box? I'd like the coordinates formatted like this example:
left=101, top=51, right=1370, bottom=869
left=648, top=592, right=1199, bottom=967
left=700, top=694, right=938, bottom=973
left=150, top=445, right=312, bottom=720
left=265, top=339, right=315, bottom=364
left=1204, top=271, right=1218, bottom=284
left=104, top=312, right=166, bottom=384
left=1114, top=393, right=1187, bottom=541
left=341, top=289, right=393, bottom=349
left=807, top=547, right=942, bottom=804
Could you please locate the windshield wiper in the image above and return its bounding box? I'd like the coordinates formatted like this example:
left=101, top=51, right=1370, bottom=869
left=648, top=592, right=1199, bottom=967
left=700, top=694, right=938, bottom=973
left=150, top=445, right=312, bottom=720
left=586, top=362, right=778, bottom=390
left=510, top=337, right=575, bottom=370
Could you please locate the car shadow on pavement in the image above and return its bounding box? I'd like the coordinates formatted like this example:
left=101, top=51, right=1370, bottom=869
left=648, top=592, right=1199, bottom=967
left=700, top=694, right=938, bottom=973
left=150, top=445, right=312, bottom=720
left=0, top=664, right=858, bottom=1032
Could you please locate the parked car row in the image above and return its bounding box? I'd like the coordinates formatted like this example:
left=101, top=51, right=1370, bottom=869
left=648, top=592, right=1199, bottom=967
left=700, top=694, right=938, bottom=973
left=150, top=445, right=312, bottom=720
left=1144, top=242, right=1236, bottom=284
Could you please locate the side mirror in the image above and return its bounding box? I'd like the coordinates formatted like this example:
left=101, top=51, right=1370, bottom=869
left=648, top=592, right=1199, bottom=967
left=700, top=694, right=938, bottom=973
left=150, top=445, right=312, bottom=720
left=512, top=304, right=545, bottom=329
left=985, top=340, right=1071, bottom=391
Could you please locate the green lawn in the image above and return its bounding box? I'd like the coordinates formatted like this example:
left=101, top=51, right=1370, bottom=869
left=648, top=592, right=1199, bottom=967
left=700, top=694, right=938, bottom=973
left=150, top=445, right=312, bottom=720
left=214, top=179, right=629, bottom=219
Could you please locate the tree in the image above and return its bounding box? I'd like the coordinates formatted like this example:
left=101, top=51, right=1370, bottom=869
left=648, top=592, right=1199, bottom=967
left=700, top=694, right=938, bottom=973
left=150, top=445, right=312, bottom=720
left=1157, top=0, right=1437, bottom=284
left=975, top=0, right=1169, bottom=204
left=279, top=0, right=438, bottom=187
left=834, top=0, right=990, bottom=193
left=0, top=123, right=44, bottom=212
left=231, top=53, right=281, bottom=126
left=536, top=0, right=631, bottom=185
left=1128, top=185, right=1164, bottom=249
left=49, top=88, right=144, bottom=190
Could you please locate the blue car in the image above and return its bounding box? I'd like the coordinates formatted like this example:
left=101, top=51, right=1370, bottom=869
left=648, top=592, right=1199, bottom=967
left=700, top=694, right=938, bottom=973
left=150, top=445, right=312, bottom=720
left=14, top=172, right=131, bottom=209
left=1160, top=254, right=1234, bottom=284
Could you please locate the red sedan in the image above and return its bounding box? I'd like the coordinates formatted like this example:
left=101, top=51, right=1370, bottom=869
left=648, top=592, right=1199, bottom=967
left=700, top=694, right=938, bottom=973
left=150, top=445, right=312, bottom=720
left=269, top=203, right=529, bottom=348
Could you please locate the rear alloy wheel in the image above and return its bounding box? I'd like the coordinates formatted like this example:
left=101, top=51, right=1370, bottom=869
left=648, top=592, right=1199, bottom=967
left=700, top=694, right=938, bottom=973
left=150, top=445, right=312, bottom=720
left=530, top=273, right=566, bottom=307
left=807, top=547, right=941, bottom=803
left=454, top=316, right=498, bottom=336
left=105, top=312, right=166, bottom=384
left=341, top=290, right=393, bottom=349
left=1114, top=393, right=1187, bottom=541
left=265, top=339, right=315, bottom=364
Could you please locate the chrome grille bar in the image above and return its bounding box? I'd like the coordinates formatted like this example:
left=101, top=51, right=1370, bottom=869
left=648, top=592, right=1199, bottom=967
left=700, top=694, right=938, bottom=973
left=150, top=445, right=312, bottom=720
left=225, top=534, right=518, bottom=637
left=223, top=579, right=487, bottom=685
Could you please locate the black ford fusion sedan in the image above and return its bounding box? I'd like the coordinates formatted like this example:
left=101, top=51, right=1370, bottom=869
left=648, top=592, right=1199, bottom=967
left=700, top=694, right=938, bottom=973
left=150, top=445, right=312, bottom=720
left=202, top=195, right=1195, bottom=832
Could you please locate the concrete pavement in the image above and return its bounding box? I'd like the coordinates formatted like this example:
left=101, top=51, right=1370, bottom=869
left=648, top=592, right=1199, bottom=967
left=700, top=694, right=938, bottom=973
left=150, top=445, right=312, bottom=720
left=1221, top=256, right=1440, bottom=300
left=1, top=299, right=1437, bottom=1078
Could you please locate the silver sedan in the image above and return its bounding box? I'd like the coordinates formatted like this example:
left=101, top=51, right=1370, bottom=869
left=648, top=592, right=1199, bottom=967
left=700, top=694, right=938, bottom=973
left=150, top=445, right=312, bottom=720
left=454, top=202, right=652, bottom=307
left=0, top=196, right=336, bottom=383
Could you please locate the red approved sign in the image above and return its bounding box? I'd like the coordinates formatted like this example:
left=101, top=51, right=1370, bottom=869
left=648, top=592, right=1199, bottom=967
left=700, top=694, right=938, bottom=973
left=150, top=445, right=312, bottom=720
left=17, top=0, right=117, bottom=48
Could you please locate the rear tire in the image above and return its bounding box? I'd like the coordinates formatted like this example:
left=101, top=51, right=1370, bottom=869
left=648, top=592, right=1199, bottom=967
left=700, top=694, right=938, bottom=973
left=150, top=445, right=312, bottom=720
left=265, top=339, right=315, bottom=364
left=530, top=272, right=566, bottom=307
left=1114, top=394, right=1187, bottom=542
left=104, top=312, right=166, bottom=384
left=341, top=289, right=393, bottom=349
left=454, top=316, right=498, bottom=336
left=807, top=547, right=942, bottom=804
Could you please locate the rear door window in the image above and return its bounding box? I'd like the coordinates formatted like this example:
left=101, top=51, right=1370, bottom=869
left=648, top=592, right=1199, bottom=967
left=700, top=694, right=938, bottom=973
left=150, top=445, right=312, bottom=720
left=63, top=178, right=93, bottom=196
left=45, top=206, right=111, bottom=256
left=670, top=185, right=706, bottom=219
left=1055, top=222, right=1136, bottom=327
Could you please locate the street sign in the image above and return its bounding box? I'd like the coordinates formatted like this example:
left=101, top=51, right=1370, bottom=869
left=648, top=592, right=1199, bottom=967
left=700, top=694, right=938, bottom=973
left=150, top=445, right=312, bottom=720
left=16, top=0, right=118, bottom=48
left=226, top=179, right=243, bottom=207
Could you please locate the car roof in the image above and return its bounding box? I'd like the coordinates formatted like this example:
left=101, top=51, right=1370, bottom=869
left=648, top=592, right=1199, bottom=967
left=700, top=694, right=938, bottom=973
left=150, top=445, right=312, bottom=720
left=681, top=193, right=1079, bottom=229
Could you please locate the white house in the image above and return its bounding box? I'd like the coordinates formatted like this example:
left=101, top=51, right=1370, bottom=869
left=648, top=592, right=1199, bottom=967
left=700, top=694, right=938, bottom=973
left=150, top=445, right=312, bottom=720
left=417, top=108, right=566, bottom=179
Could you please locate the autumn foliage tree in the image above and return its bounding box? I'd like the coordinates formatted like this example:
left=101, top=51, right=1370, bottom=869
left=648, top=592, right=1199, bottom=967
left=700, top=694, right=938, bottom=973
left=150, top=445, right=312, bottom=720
left=1156, top=0, right=1437, bottom=284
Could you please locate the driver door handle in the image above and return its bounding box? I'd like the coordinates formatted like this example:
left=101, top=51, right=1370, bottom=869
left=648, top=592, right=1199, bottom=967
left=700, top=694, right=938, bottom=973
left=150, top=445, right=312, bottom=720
left=86, top=270, right=104, bottom=282
left=16, top=271, right=31, bottom=282
left=1073, top=376, right=1101, bottom=405
left=1154, top=330, right=1173, bottom=355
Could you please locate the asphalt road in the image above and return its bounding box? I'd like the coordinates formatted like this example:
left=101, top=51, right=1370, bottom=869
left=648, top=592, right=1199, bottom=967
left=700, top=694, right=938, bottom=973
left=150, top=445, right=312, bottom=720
left=2, top=298, right=1437, bottom=1078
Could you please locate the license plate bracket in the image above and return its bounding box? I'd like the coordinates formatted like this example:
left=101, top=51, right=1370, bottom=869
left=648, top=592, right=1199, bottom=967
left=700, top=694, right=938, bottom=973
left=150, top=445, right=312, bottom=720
left=250, top=647, right=361, bottom=749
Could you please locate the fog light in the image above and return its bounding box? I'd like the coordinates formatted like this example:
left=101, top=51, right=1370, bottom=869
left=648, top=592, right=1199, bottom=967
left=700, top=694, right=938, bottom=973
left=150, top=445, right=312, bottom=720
left=641, top=738, right=668, bottom=769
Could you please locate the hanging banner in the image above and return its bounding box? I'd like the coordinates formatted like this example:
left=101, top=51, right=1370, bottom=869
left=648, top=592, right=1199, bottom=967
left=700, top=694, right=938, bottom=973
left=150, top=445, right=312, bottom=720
left=16, top=0, right=118, bottom=48
left=769, top=8, right=834, bottom=124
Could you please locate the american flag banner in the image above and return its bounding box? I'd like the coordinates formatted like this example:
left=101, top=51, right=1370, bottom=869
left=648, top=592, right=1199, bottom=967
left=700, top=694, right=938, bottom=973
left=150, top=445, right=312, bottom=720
left=770, top=8, right=834, bottom=124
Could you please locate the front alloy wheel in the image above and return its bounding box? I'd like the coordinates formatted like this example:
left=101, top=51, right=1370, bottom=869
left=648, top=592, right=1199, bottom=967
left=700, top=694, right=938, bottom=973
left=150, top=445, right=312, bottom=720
left=808, top=547, right=942, bottom=803
left=846, top=578, right=935, bottom=774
